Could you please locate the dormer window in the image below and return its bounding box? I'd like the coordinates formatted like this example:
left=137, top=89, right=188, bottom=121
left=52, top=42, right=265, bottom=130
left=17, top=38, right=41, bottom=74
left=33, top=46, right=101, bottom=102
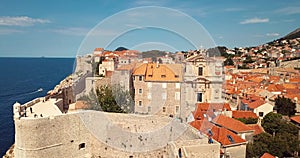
left=161, top=75, right=166, bottom=78
left=175, top=75, right=179, bottom=78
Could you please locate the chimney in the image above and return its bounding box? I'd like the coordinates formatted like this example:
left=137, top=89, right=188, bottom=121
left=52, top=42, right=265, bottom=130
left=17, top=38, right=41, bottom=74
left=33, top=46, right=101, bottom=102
left=156, top=61, right=159, bottom=68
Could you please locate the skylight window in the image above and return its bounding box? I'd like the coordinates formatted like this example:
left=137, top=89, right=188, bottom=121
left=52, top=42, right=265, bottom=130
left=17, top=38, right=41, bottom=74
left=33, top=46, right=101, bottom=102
left=227, top=135, right=235, bottom=144
left=208, top=129, right=213, bottom=136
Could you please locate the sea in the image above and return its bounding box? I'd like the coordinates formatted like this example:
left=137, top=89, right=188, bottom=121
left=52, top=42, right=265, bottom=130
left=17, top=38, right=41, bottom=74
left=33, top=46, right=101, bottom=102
left=0, top=57, right=74, bottom=156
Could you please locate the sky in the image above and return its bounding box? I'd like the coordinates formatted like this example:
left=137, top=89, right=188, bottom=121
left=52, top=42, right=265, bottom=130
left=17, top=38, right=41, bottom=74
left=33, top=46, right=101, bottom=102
left=0, top=0, right=299, bottom=57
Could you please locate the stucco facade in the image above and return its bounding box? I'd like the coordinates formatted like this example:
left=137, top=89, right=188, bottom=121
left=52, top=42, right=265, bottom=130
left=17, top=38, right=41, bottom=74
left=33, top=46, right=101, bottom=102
left=181, top=54, right=224, bottom=121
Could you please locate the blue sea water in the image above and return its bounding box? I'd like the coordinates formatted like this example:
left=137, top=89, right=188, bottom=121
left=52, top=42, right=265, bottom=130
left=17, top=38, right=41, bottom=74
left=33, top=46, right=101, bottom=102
left=0, top=57, right=74, bottom=156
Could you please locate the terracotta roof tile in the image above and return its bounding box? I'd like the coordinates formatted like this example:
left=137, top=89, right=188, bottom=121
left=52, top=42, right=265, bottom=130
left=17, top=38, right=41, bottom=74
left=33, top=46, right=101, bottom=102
left=195, top=103, right=231, bottom=112
left=212, top=115, right=253, bottom=133
left=133, top=63, right=182, bottom=82
left=290, top=77, right=300, bottom=83
left=210, top=125, right=247, bottom=146
left=247, top=100, right=265, bottom=109
left=260, top=152, right=275, bottom=158
left=291, top=115, right=300, bottom=124
left=132, top=63, right=147, bottom=75
left=247, top=124, right=264, bottom=135
left=189, top=120, right=247, bottom=146
left=232, top=111, right=258, bottom=119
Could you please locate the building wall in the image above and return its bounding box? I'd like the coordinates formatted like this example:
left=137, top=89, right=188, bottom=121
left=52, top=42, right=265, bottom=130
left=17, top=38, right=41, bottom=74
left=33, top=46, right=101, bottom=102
left=111, top=70, right=132, bottom=92
left=224, top=144, right=247, bottom=158
left=133, top=75, right=181, bottom=117
left=181, top=57, right=224, bottom=121
left=99, top=60, right=115, bottom=76
left=14, top=111, right=219, bottom=158
left=253, top=103, right=273, bottom=118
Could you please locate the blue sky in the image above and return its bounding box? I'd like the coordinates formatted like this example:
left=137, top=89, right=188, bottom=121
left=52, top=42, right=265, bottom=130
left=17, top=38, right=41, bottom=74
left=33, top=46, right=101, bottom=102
left=0, top=0, right=299, bottom=57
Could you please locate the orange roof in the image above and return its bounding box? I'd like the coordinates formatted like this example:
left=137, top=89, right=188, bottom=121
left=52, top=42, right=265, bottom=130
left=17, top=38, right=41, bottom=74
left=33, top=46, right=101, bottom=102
left=282, top=83, right=297, bottom=89
left=189, top=120, right=246, bottom=146
left=290, top=77, right=300, bottom=83
left=291, top=115, right=300, bottom=124
left=260, top=153, right=275, bottom=158
left=195, top=103, right=231, bottom=112
left=232, top=111, right=258, bottom=119
left=268, top=76, right=280, bottom=83
left=247, top=124, right=264, bottom=135
left=284, top=94, right=300, bottom=101
left=267, top=84, right=284, bottom=92
left=210, top=125, right=247, bottom=146
left=133, top=63, right=182, bottom=82
left=190, top=119, right=214, bottom=131
left=212, top=115, right=253, bottom=133
left=132, top=63, right=147, bottom=75
left=94, top=48, right=104, bottom=51
left=247, top=99, right=265, bottom=109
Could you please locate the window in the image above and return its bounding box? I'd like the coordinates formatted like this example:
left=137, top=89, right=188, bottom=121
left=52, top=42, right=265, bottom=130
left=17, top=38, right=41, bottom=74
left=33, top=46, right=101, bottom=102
left=259, top=112, right=264, bottom=117
left=197, top=93, right=203, bottom=102
left=162, top=83, right=167, bottom=88
left=163, top=107, right=166, bottom=112
left=227, top=135, right=235, bottom=144
left=198, top=67, right=203, bottom=76
left=79, top=143, right=86, bottom=150
left=175, top=83, right=180, bottom=89
left=176, top=106, right=179, bottom=113
left=139, top=89, right=142, bottom=94
left=162, top=93, right=167, bottom=100
left=148, top=106, right=151, bottom=112
left=138, top=101, right=142, bottom=107
left=175, top=92, right=180, bottom=100
left=133, top=76, right=135, bottom=80
left=161, top=75, right=166, bottom=78
left=139, top=76, right=143, bottom=81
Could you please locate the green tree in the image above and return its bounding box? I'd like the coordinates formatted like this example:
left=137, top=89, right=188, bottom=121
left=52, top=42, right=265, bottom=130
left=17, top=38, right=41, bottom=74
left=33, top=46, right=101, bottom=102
left=275, top=96, right=296, bottom=116
left=262, top=112, right=282, bottom=135
left=236, top=117, right=258, bottom=124
left=95, top=85, right=134, bottom=113
left=224, top=57, right=234, bottom=66
left=246, top=133, right=272, bottom=158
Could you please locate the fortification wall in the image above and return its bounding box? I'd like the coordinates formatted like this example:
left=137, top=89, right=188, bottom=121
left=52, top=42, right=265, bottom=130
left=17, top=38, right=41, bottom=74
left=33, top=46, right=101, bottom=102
left=14, top=111, right=219, bottom=158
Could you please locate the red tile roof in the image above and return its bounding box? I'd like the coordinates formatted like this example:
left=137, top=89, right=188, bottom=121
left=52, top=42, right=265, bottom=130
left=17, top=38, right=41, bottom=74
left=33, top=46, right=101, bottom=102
left=260, top=152, right=275, bottom=158
left=291, top=115, right=300, bottom=124
left=189, top=120, right=247, bottom=146
left=210, top=125, right=247, bottom=146
left=232, top=111, right=258, bottom=119
left=212, top=115, right=253, bottom=133
left=247, top=99, right=265, bottom=109
left=94, top=48, right=104, bottom=52
left=195, top=103, right=231, bottom=112
left=290, top=77, right=300, bottom=83
left=189, top=119, right=214, bottom=131
left=247, top=124, right=264, bottom=135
